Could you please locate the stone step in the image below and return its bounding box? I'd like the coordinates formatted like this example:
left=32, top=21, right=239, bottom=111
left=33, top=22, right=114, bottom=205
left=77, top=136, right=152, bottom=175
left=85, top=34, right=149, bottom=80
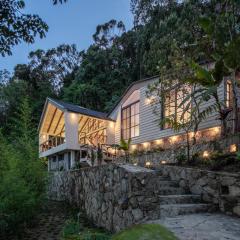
left=159, top=203, right=212, bottom=218
left=159, top=194, right=202, bottom=204
left=158, top=187, right=186, bottom=195
left=157, top=180, right=178, bottom=188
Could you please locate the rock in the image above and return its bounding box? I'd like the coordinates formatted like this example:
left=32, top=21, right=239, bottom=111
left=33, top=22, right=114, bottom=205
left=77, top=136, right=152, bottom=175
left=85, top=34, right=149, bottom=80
left=221, top=176, right=236, bottom=186
left=229, top=186, right=240, bottom=197
left=132, top=208, right=143, bottom=222
left=233, top=205, right=240, bottom=216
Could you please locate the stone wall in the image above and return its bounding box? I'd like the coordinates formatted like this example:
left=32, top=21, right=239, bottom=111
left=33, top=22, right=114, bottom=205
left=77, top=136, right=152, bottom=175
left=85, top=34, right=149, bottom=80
left=48, top=164, right=163, bottom=232
left=129, top=135, right=240, bottom=166
left=157, top=165, right=240, bottom=217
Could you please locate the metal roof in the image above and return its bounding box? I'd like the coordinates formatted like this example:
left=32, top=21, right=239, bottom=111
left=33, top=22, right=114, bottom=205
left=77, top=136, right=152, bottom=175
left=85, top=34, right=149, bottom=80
left=48, top=98, right=114, bottom=121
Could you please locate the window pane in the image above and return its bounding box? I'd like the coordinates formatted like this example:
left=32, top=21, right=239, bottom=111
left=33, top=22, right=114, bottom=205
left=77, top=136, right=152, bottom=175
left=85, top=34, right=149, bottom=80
left=131, top=127, right=135, bottom=137
left=131, top=105, right=135, bottom=115
left=135, top=102, right=139, bottom=114
left=126, top=118, right=130, bottom=127
left=135, top=114, right=139, bottom=125
left=131, top=115, right=135, bottom=127
left=135, top=125, right=139, bottom=137
left=126, top=108, right=130, bottom=118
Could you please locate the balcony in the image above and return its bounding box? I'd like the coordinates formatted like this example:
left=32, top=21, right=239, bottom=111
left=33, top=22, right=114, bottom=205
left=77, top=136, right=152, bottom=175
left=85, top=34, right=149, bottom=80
left=40, top=136, right=65, bottom=153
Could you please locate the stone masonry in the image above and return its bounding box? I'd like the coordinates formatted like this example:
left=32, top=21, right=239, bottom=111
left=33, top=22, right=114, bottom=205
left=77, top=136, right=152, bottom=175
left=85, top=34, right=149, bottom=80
left=48, top=164, right=214, bottom=232
left=157, top=165, right=240, bottom=217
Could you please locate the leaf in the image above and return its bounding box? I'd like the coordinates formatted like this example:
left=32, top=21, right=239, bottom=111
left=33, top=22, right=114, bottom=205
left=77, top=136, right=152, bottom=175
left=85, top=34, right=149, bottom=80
left=198, top=16, right=214, bottom=35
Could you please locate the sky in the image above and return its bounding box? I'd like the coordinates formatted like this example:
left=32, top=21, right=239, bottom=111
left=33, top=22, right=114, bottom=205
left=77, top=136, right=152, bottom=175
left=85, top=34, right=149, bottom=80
left=0, top=0, right=133, bottom=73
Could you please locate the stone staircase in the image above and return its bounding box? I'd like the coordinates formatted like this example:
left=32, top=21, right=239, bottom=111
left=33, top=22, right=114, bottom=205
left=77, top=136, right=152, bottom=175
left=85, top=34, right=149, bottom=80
left=156, top=176, right=214, bottom=218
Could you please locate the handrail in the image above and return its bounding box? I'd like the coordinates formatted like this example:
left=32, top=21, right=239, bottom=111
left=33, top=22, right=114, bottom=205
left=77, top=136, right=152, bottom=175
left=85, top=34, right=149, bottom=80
left=40, top=136, right=65, bottom=153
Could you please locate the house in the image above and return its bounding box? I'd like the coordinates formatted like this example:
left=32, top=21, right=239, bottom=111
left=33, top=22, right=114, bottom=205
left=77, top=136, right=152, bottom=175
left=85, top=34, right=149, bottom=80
left=38, top=76, right=237, bottom=170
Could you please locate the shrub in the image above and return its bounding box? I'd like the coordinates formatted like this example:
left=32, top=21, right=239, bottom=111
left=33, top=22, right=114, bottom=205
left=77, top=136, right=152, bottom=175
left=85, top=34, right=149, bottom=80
left=176, top=152, right=187, bottom=165
left=0, top=172, right=40, bottom=237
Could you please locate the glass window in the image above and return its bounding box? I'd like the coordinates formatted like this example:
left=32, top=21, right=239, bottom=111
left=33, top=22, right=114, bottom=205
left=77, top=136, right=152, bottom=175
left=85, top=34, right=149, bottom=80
left=164, top=85, right=191, bottom=128
left=226, top=81, right=233, bottom=108
left=121, top=101, right=140, bottom=139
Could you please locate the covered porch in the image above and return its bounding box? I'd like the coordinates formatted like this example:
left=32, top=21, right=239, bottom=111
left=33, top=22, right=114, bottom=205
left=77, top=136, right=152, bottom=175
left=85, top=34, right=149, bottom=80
left=38, top=98, right=116, bottom=168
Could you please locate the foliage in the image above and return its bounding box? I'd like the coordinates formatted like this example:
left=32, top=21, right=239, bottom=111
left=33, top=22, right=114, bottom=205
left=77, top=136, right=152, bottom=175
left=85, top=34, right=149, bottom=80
left=112, top=224, right=177, bottom=240
left=62, top=215, right=111, bottom=240
left=0, top=0, right=48, bottom=56
left=120, top=138, right=131, bottom=163
left=0, top=98, right=46, bottom=237
left=176, top=151, right=187, bottom=166
left=63, top=20, right=139, bottom=112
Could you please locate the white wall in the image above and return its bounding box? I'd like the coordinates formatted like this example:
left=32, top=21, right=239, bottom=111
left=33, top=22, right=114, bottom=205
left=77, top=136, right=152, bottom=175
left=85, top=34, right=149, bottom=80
left=111, top=78, right=225, bottom=145
left=64, top=112, right=80, bottom=150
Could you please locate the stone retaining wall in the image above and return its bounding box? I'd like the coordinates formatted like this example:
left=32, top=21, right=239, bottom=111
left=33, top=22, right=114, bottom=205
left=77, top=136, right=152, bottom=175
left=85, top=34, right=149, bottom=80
left=157, top=165, right=240, bottom=217
left=48, top=164, right=162, bottom=232
left=129, top=135, right=240, bottom=165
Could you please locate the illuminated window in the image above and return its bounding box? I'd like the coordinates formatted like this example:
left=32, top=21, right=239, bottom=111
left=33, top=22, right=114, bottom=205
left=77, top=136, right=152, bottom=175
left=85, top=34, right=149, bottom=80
left=226, top=81, right=233, bottom=108
left=122, top=102, right=139, bottom=139
left=164, top=86, right=191, bottom=128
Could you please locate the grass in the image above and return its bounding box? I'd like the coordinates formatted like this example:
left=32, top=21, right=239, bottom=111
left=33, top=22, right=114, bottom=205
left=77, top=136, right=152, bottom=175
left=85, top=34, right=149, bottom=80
left=112, top=224, right=178, bottom=240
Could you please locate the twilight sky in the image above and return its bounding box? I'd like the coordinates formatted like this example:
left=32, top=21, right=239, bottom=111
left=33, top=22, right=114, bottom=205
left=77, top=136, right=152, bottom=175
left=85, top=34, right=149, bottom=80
left=0, top=0, right=133, bottom=73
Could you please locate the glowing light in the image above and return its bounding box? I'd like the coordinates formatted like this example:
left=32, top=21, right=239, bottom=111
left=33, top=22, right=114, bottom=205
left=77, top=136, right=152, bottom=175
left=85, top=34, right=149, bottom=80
left=189, top=132, right=194, bottom=138
left=145, top=96, right=155, bottom=105
left=230, top=144, right=237, bottom=153
left=156, top=139, right=163, bottom=145
left=203, top=151, right=209, bottom=158
left=212, top=127, right=221, bottom=135
left=42, top=134, right=47, bottom=140
left=143, top=142, right=150, bottom=148
left=170, top=136, right=178, bottom=143
left=71, top=113, right=76, bottom=121
left=110, top=121, right=114, bottom=128
left=131, top=145, right=137, bottom=150
left=161, top=160, right=167, bottom=164
left=145, top=161, right=151, bottom=167
left=133, top=163, right=138, bottom=166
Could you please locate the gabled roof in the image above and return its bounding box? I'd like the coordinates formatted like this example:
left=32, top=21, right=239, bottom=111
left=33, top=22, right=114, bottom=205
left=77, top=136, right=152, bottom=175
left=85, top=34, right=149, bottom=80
left=48, top=98, right=112, bottom=121
left=107, top=75, right=159, bottom=116
left=38, top=98, right=114, bottom=132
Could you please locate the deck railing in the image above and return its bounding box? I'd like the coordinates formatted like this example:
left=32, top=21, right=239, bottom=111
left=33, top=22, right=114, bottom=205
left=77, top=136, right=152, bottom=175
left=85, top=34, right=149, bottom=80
left=40, top=136, right=65, bottom=153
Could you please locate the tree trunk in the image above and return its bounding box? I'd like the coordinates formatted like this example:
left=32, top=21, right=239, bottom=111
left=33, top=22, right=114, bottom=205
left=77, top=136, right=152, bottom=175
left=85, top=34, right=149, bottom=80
left=186, top=131, right=191, bottom=164
left=231, top=72, right=239, bottom=134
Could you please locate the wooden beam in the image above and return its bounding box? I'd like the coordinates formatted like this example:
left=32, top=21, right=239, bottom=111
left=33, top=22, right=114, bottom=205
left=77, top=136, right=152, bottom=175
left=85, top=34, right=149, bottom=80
left=79, top=118, right=90, bottom=133
left=53, top=111, right=64, bottom=134
left=78, top=116, right=83, bottom=125
left=47, top=107, right=58, bottom=133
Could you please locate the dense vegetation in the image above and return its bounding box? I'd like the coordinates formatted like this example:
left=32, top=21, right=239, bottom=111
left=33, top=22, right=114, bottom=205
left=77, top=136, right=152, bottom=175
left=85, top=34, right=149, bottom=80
left=1, top=0, right=240, bottom=237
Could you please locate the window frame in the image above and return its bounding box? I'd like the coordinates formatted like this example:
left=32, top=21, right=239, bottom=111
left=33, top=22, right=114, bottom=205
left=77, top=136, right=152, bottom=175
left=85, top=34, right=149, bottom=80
left=121, top=100, right=140, bottom=140
left=163, top=86, right=192, bottom=129
left=226, top=80, right=233, bottom=108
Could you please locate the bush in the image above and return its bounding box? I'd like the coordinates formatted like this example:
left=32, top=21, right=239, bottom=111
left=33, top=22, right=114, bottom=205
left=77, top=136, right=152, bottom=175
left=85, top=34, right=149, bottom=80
left=0, top=173, right=39, bottom=236
left=62, top=218, right=111, bottom=240
left=176, top=152, right=187, bottom=166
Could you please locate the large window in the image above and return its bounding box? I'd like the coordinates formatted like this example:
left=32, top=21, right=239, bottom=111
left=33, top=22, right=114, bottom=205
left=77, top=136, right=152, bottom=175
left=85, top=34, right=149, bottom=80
left=164, top=86, right=191, bottom=128
left=226, top=80, right=233, bottom=108
left=121, top=101, right=139, bottom=139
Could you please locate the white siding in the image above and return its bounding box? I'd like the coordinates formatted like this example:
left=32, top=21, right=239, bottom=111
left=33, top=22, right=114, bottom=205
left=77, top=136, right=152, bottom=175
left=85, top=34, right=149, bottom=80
left=112, top=79, right=226, bottom=145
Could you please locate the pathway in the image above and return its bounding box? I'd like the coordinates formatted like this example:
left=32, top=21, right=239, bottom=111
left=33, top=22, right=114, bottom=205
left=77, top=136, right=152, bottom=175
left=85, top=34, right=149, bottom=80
left=22, top=201, right=69, bottom=240
left=149, top=213, right=240, bottom=240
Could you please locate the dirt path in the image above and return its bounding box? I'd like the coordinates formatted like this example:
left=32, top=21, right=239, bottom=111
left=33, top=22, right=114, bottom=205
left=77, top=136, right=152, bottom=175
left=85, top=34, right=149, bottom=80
left=22, top=201, right=70, bottom=240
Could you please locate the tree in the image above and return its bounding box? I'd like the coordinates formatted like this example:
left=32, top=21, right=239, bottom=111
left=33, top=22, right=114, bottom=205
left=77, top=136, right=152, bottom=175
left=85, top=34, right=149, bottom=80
left=197, top=0, right=240, bottom=133
left=120, top=138, right=131, bottom=163
left=0, top=0, right=48, bottom=56
left=131, top=0, right=214, bottom=77
left=63, top=20, right=139, bottom=112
